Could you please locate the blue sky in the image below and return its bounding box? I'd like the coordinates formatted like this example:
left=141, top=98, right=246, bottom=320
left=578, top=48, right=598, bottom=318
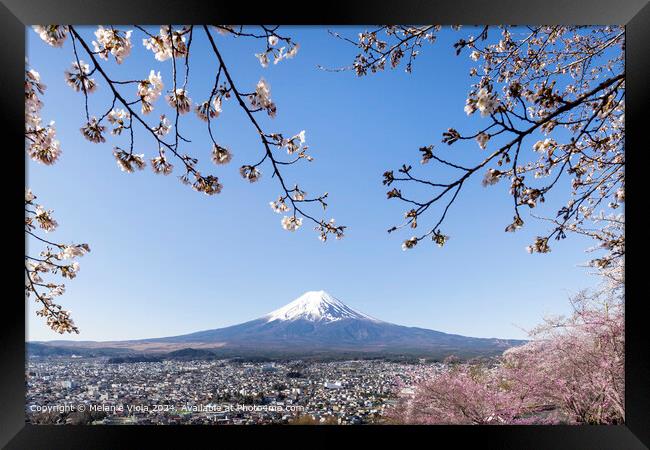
left=26, top=26, right=601, bottom=342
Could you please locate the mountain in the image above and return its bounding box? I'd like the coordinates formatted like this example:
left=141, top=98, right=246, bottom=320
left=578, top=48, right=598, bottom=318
left=31, top=290, right=525, bottom=360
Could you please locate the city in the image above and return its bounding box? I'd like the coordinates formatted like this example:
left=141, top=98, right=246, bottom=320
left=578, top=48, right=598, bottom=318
left=26, top=358, right=444, bottom=425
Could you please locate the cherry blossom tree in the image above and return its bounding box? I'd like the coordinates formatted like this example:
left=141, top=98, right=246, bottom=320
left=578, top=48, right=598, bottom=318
left=337, top=26, right=624, bottom=269
left=26, top=25, right=347, bottom=332
left=501, top=269, right=624, bottom=424
left=386, top=264, right=624, bottom=425
left=385, top=362, right=529, bottom=424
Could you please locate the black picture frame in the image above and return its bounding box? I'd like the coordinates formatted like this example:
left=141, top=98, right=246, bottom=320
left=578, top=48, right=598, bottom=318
left=2, top=1, right=647, bottom=447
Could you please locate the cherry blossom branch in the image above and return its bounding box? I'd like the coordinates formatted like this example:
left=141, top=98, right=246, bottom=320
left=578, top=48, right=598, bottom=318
left=25, top=189, right=89, bottom=334
left=336, top=26, right=624, bottom=259
left=203, top=25, right=345, bottom=240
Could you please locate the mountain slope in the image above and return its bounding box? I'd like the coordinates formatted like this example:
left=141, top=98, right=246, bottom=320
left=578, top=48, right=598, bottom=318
left=32, top=290, right=525, bottom=358
left=140, top=290, right=523, bottom=352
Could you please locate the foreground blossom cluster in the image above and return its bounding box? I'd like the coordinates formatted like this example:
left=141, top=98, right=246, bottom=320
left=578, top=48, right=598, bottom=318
left=92, top=26, right=133, bottom=64
left=25, top=65, right=61, bottom=165
left=254, top=30, right=299, bottom=68
left=142, top=25, right=189, bottom=61
left=386, top=265, right=624, bottom=425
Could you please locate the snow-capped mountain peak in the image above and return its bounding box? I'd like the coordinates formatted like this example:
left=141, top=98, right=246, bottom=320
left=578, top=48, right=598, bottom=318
left=264, top=290, right=380, bottom=323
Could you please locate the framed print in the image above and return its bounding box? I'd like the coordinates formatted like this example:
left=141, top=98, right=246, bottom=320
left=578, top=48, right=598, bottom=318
left=2, top=0, right=648, bottom=447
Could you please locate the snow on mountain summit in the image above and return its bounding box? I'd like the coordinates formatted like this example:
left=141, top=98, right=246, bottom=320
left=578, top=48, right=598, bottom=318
left=264, top=290, right=380, bottom=323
